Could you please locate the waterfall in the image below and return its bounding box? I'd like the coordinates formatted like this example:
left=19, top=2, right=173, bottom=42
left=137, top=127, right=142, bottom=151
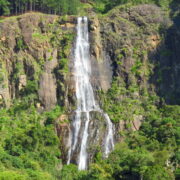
left=67, top=17, right=114, bottom=170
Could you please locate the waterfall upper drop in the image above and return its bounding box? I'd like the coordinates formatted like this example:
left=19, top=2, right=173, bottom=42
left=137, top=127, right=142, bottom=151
left=67, top=17, right=114, bottom=170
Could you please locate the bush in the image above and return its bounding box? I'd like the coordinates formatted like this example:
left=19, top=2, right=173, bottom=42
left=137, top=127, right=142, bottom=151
left=0, top=103, right=62, bottom=179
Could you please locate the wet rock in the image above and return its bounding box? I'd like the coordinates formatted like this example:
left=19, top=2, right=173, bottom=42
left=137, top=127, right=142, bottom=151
left=64, top=110, right=114, bottom=166
left=87, top=111, right=107, bottom=162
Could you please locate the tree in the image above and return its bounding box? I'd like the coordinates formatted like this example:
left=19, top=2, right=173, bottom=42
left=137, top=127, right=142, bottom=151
left=0, top=0, right=10, bottom=15
left=68, top=0, right=79, bottom=15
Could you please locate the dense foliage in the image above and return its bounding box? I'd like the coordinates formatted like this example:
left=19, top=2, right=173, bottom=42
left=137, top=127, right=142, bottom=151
left=0, top=0, right=80, bottom=15
left=92, top=0, right=174, bottom=13
left=0, top=0, right=176, bottom=16
left=0, top=101, right=63, bottom=179
left=0, top=87, right=179, bottom=179
left=60, top=100, right=180, bottom=180
left=0, top=0, right=179, bottom=179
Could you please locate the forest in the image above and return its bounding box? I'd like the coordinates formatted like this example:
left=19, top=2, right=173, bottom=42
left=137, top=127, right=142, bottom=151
left=0, top=0, right=175, bottom=16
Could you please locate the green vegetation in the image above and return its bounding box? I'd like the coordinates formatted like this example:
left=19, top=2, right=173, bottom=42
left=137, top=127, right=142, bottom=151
left=0, top=0, right=177, bottom=16
left=59, top=93, right=179, bottom=179
left=3, top=92, right=177, bottom=180
left=0, top=16, right=75, bottom=179
left=0, top=0, right=80, bottom=16
left=0, top=0, right=179, bottom=179
left=32, top=32, right=49, bottom=43
left=59, top=32, right=74, bottom=74
left=92, top=0, right=174, bottom=13
left=15, top=37, right=26, bottom=51
left=0, top=102, right=63, bottom=179
left=0, top=0, right=10, bottom=15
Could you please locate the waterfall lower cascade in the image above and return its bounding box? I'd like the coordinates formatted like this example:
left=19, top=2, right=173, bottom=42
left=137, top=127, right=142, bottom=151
left=67, top=17, right=114, bottom=170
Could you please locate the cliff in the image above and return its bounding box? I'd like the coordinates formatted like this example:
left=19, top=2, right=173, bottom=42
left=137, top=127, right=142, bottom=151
left=0, top=3, right=179, bottom=179
left=0, top=5, right=179, bottom=114
left=0, top=13, right=76, bottom=110
left=89, top=4, right=179, bottom=136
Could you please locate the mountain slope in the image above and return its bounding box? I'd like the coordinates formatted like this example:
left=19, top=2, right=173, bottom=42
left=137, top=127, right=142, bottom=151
left=0, top=3, right=179, bottom=180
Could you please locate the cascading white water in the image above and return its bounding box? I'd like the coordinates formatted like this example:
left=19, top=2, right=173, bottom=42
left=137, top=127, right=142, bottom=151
left=104, top=113, right=114, bottom=157
left=67, top=17, right=114, bottom=170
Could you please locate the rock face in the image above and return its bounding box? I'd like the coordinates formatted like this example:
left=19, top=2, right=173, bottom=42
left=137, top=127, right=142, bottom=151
left=100, top=4, right=168, bottom=85
left=0, top=13, right=76, bottom=109
left=89, top=15, right=113, bottom=93
left=88, top=4, right=179, bottom=142
left=0, top=4, right=179, bottom=167
left=59, top=111, right=112, bottom=166
left=38, top=72, right=57, bottom=110
left=56, top=114, right=70, bottom=163
left=152, top=14, right=180, bottom=104
left=38, top=50, right=58, bottom=109
left=98, top=4, right=180, bottom=106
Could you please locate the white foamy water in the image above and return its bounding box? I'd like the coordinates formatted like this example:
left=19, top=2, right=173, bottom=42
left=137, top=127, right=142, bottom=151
left=67, top=17, right=114, bottom=170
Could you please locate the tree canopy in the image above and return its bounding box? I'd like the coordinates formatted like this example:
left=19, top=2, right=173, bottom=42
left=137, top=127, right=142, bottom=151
left=0, top=0, right=175, bottom=16
left=0, top=0, right=80, bottom=16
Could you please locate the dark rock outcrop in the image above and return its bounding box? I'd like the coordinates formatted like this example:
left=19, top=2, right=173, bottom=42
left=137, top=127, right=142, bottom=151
left=151, top=13, right=180, bottom=104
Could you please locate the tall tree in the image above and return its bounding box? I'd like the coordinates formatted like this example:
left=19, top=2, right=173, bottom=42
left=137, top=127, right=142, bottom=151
left=0, top=0, right=10, bottom=15
left=68, top=0, right=79, bottom=15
